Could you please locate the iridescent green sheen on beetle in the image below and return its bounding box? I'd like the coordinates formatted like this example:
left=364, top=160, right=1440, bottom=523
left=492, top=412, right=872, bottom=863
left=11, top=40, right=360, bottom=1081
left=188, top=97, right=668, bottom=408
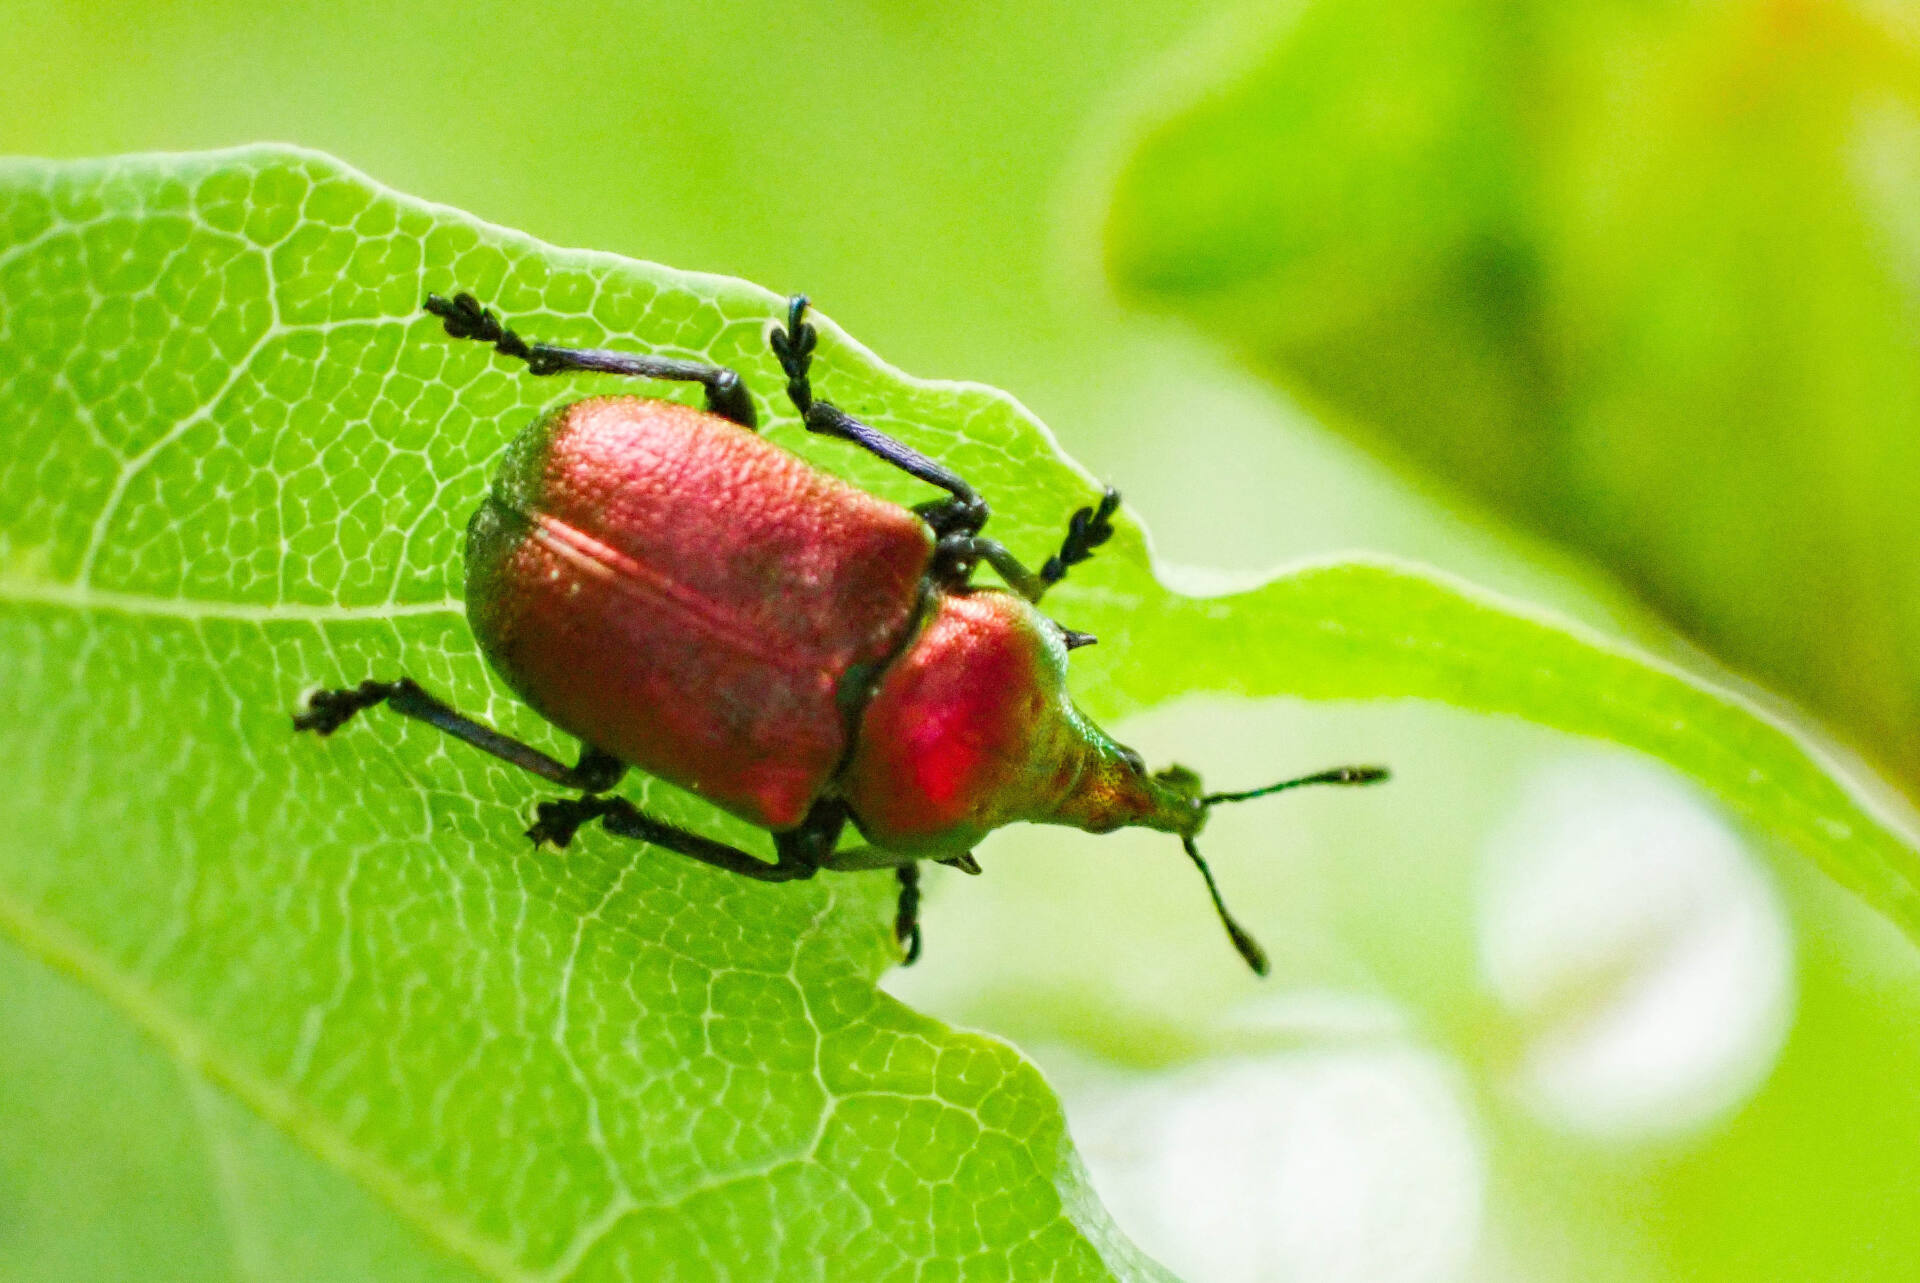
left=294, top=291, right=1387, bottom=972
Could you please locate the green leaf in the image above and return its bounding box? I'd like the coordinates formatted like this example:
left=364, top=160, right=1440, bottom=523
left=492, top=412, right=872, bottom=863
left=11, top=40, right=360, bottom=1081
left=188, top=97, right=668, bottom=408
left=1102, top=0, right=1920, bottom=796
left=0, top=147, right=1167, bottom=1283
left=2, top=145, right=1917, bottom=1281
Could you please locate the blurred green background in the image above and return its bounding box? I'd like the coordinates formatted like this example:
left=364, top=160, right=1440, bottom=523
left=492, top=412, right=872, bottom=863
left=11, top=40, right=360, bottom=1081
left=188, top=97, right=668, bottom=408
left=8, top=0, right=1920, bottom=1280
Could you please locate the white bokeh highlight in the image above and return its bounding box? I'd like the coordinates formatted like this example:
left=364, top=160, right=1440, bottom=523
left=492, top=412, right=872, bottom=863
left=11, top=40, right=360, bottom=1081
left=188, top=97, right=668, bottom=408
left=1477, top=754, right=1794, bottom=1140
left=1055, top=997, right=1484, bottom=1283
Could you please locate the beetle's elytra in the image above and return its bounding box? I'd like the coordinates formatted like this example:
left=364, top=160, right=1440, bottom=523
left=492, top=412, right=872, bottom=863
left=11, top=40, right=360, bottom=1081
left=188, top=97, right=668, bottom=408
left=295, top=291, right=1387, bottom=971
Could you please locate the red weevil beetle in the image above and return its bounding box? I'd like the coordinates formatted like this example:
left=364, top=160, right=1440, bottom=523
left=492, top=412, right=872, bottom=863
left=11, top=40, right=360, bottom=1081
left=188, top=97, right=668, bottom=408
left=294, top=291, right=1387, bottom=972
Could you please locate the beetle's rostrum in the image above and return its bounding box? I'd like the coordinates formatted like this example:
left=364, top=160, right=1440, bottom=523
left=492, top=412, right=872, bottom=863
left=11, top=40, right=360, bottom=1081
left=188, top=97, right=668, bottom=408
left=293, top=290, right=1388, bottom=972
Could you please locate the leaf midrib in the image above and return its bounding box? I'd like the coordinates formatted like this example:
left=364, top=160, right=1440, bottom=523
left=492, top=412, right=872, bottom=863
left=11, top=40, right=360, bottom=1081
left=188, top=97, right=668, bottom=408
left=0, top=578, right=463, bottom=622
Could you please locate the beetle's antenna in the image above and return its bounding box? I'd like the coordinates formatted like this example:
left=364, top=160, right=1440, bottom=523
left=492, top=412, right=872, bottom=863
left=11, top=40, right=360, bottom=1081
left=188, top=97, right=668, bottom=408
left=1181, top=835, right=1270, bottom=976
left=1203, top=764, right=1388, bottom=807
left=1178, top=765, right=1386, bottom=974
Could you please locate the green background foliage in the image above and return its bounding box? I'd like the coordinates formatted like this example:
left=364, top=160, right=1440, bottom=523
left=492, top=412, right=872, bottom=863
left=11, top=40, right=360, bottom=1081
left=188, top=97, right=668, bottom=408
left=7, top=1, right=1920, bottom=1280
left=1106, top=0, right=1920, bottom=795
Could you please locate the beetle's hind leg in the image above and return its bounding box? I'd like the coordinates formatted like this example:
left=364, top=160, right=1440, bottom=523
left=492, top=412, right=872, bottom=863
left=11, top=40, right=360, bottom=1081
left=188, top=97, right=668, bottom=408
left=424, top=291, right=758, bottom=428
left=295, top=677, right=627, bottom=792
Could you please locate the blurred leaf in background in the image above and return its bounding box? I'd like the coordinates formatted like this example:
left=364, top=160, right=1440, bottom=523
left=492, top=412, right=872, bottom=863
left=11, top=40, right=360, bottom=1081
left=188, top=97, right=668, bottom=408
left=1106, top=0, right=1920, bottom=795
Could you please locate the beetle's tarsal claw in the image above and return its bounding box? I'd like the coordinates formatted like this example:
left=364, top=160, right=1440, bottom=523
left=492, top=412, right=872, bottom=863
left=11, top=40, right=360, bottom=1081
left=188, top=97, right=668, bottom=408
left=771, top=317, right=818, bottom=414
left=425, top=291, right=485, bottom=339
left=425, top=291, right=546, bottom=374
left=292, top=680, right=393, bottom=736
left=1040, top=486, right=1122, bottom=587
left=893, top=864, right=924, bottom=964
left=291, top=690, right=349, bottom=735
left=937, top=852, right=982, bottom=875
left=771, top=323, right=816, bottom=380
left=526, top=799, right=590, bottom=849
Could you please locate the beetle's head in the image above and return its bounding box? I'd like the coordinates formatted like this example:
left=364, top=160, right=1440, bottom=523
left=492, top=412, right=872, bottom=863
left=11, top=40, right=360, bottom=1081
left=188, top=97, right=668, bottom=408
left=1086, top=752, right=1389, bottom=976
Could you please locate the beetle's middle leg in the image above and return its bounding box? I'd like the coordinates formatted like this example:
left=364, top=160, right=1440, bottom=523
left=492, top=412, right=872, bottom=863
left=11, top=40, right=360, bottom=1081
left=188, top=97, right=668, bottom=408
left=295, top=677, right=627, bottom=792
left=526, top=795, right=820, bottom=883
left=771, top=296, right=1121, bottom=604
left=424, top=291, right=758, bottom=428
left=770, top=295, right=988, bottom=538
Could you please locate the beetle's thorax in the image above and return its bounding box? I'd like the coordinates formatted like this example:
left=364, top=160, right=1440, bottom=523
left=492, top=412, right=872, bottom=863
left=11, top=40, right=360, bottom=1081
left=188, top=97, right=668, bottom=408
left=841, top=588, right=1202, bottom=856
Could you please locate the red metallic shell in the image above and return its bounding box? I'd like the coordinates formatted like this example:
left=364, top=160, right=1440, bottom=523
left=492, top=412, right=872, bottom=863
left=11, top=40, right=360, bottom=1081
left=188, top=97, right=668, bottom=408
left=466, top=396, right=935, bottom=830
left=841, top=589, right=1102, bottom=856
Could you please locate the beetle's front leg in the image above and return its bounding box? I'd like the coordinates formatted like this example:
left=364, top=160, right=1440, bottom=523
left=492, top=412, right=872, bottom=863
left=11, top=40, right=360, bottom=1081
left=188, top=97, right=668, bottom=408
left=775, top=802, right=925, bottom=963
left=424, top=291, right=758, bottom=428
left=927, top=491, right=1120, bottom=602
left=1038, top=487, right=1120, bottom=595
left=528, top=796, right=817, bottom=882
left=933, top=534, right=1045, bottom=601
left=805, top=843, right=966, bottom=965
left=894, top=866, right=923, bottom=965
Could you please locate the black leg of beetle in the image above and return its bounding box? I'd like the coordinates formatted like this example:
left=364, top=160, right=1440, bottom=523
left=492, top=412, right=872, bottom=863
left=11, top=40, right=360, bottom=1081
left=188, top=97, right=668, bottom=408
left=529, top=795, right=817, bottom=882
left=1038, top=487, right=1121, bottom=594
left=424, top=291, right=757, bottom=428
left=773, top=797, right=851, bottom=868
left=895, top=865, right=924, bottom=965
left=295, top=678, right=627, bottom=792
left=769, top=295, right=988, bottom=535
left=933, top=534, right=1046, bottom=600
